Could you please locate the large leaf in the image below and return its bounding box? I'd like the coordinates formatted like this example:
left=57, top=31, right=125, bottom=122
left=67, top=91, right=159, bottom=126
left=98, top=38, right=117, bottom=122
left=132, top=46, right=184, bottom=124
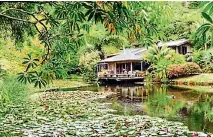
left=203, top=2, right=213, bottom=13
left=202, top=12, right=213, bottom=23
left=211, top=30, right=213, bottom=47
left=199, top=1, right=210, bottom=8
left=196, top=26, right=210, bottom=38
left=196, top=24, right=211, bottom=37
left=209, top=5, right=213, bottom=15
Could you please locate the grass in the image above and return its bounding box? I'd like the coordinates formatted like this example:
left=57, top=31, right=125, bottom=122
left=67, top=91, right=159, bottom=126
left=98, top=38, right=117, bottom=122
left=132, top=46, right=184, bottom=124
left=173, top=73, right=213, bottom=83
left=172, top=85, right=213, bottom=93
left=0, top=75, right=31, bottom=104
left=38, top=74, right=90, bottom=91
left=171, top=73, right=213, bottom=92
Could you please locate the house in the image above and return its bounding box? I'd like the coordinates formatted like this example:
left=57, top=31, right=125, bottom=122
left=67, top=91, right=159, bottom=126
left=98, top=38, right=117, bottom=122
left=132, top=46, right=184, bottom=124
left=97, top=48, right=149, bottom=82
left=157, top=39, right=192, bottom=55
left=97, top=39, right=192, bottom=82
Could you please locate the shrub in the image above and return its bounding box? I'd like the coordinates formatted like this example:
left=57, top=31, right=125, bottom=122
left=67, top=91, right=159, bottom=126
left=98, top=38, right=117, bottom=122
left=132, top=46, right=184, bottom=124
left=79, top=50, right=101, bottom=81
left=183, top=62, right=201, bottom=75
left=0, top=65, right=7, bottom=77
left=192, top=50, right=205, bottom=67
left=167, top=62, right=201, bottom=78
left=167, top=64, right=185, bottom=78
left=169, top=50, right=186, bottom=64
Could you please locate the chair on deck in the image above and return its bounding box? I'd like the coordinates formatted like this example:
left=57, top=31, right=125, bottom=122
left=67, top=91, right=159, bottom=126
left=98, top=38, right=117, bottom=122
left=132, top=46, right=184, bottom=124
left=128, top=71, right=133, bottom=77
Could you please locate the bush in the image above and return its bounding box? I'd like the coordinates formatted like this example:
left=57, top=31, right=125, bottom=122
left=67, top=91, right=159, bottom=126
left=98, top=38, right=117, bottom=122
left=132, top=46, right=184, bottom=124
left=0, top=65, right=7, bottom=77
left=169, top=50, right=186, bottom=64
left=167, top=64, right=185, bottom=78
left=79, top=50, right=101, bottom=81
left=192, top=50, right=206, bottom=68
left=183, top=62, right=201, bottom=75
left=167, top=62, right=201, bottom=78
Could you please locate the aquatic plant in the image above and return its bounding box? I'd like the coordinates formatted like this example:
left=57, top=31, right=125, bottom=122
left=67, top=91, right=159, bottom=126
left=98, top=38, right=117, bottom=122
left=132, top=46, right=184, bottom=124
left=0, top=90, right=208, bottom=136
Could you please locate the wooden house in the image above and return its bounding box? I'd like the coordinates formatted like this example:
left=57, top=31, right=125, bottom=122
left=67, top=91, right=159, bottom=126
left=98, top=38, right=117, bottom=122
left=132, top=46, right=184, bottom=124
left=97, top=48, right=149, bottom=81
left=157, top=39, right=192, bottom=55
left=97, top=39, right=192, bottom=82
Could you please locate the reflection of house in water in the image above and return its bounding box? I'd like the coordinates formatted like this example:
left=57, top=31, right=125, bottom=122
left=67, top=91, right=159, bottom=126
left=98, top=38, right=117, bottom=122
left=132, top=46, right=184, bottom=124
left=99, top=85, right=149, bottom=102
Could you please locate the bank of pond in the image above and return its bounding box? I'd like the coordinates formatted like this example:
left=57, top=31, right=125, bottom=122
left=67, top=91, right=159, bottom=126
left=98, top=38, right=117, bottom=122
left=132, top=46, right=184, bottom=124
left=0, top=83, right=213, bottom=136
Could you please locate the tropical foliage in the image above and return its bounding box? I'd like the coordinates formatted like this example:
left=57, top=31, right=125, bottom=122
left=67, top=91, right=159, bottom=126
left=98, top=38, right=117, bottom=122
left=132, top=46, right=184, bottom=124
left=167, top=62, right=201, bottom=78
left=194, top=2, right=213, bottom=49
left=193, top=48, right=213, bottom=73
left=0, top=1, right=175, bottom=88
left=0, top=75, right=30, bottom=105
left=0, top=1, right=211, bottom=87
left=79, top=47, right=101, bottom=81
left=144, top=44, right=186, bottom=81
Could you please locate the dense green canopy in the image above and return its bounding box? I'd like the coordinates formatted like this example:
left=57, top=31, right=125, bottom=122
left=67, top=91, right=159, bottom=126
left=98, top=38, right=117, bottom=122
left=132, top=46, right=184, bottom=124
left=0, top=1, right=211, bottom=88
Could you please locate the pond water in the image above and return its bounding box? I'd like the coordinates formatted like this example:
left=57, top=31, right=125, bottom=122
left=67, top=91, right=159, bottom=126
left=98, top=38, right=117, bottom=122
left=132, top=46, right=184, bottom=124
left=76, top=84, right=213, bottom=133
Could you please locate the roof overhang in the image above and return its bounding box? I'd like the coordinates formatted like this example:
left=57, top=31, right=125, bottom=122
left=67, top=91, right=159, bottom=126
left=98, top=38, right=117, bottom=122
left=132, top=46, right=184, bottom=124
left=157, top=39, right=192, bottom=47
left=98, top=59, right=143, bottom=63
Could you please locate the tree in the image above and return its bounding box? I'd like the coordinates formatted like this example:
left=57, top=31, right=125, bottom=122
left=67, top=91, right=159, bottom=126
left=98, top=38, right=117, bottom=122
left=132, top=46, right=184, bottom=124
left=195, top=2, right=213, bottom=50
left=195, top=12, right=213, bottom=49
left=144, top=44, right=185, bottom=80
left=0, top=2, right=173, bottom=88
left=0, top=2, right=132, bottom=88
left=144, top=44, right=171, bottom=64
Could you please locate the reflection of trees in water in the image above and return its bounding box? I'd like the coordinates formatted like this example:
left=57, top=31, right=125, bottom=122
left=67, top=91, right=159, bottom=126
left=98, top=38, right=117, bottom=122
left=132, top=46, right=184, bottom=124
left=146, top=85, right=186, bottom=118
left=101, top=84, right=213, bottom=132
left=187, top=95, right=213, bottom=132
left=191, top=95, right=213, bottom=122
left=110, top=99, right=144, bottom=116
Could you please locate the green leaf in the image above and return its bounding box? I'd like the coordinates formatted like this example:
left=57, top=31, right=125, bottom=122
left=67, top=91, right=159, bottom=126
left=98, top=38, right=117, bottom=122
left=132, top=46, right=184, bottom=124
left=88, top=11, right=95, bottom=21
left=209, top=5, right=213, bottom=15
left=202, top=12, right=213, bottom=23
left=203, top=3, right=213, bottom=13
left=199, top=1, right=210, bottom=8
left=211, top=30, right=213, bottom=47
left=196, top=23, right=211, bottom=35
left=35, top=81, right=39, bottom=88
left=85, top=9, right=93, bottom=17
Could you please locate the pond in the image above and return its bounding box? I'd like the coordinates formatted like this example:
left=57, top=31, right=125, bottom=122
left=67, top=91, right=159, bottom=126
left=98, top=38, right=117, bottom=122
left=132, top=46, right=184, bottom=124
left=76, top=84, right=213, bottom=133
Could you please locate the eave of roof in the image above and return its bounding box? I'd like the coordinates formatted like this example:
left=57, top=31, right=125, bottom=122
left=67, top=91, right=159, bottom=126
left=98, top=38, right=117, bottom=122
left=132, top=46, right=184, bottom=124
left=157, top=39, right=192, bottom=47
left=99, top=48, right=146, bottom=63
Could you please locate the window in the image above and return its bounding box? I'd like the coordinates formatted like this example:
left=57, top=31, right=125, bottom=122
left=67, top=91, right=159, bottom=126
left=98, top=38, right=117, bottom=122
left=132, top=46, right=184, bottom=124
left=182, top=46, right=187, bottom=55
left=98, top=63, right=108, bottom=72
left=133, top=62, right=141, bottom=71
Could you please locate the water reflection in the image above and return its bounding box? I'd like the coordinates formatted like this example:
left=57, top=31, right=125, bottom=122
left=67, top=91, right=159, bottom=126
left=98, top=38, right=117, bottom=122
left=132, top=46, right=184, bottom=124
left=92, top=84, right=213, bottom=133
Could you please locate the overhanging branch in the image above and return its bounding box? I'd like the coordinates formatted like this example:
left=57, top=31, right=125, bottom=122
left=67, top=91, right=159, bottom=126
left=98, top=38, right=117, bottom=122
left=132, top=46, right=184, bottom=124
left=0, top=13, right=35, bottom=24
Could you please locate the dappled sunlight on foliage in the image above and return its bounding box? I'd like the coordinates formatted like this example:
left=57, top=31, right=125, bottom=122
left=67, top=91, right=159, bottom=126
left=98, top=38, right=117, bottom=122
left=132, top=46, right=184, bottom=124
left=79, top=49, right=101, bottom=81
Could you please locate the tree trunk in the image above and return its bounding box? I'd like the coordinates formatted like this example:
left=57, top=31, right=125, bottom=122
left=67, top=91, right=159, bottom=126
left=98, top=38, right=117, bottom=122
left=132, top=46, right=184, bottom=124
left=184, top=1, right=189, bottom=7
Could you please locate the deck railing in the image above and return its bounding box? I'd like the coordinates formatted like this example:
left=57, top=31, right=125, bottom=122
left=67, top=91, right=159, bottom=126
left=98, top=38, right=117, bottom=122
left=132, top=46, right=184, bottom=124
left=98, top=72, right=145, bottom=78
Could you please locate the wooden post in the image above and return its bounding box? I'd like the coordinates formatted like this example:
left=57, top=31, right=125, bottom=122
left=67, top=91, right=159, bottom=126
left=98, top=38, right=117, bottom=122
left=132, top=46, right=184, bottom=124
left=141, top=61, right=143, bottom=71
left=142, top=89, right=143, bottom=103
left=115, top=63, right=116, bottom=74
left=97, top=64, right=99, bottom=77
left=176, top=47, right=179, bottom=53
left=131, top=62, right=133, bottom=72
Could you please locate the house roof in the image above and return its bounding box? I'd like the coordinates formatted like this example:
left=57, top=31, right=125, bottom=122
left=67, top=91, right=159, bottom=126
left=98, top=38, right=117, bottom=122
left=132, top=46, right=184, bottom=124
left=99, top=48, right=146, bottom=63
left=157, top=39, right=192, bottom=47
